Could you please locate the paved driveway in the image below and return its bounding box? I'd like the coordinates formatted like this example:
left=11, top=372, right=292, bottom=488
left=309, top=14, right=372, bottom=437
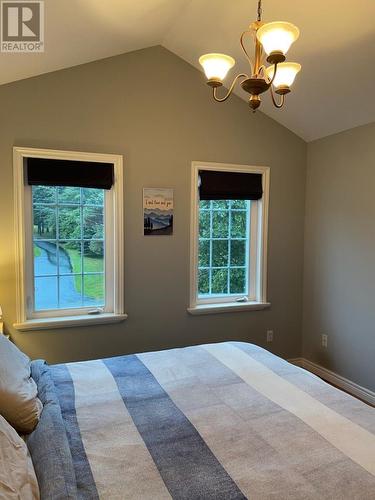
left=34, top=241, right=97, bottom=310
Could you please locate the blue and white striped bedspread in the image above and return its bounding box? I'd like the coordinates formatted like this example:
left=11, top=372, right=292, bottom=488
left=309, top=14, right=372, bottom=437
left=44, top=342, right=375, bottom=499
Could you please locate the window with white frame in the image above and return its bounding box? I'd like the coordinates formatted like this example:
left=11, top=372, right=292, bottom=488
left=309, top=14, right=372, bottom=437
left=13, top=148, right=126, bottom=330
left=32, top=185, right=106, bottom=311
left=189, top=162, right=270, bottom=313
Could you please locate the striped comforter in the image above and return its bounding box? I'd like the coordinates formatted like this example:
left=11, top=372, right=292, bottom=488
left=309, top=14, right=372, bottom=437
left=39, top=342, right=375, bottom=499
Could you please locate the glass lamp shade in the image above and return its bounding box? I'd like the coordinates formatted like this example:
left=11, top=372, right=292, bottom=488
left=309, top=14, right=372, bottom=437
left=266, top=62, right=301, bottom=89
left=256, top=22, right=299, bottom=56
left=199, top=53, right=235, bottom=82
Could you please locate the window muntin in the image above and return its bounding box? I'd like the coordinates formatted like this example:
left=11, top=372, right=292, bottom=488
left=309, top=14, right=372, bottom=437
left=198, top=200, right=251, bottom=298
left=32, top=186, right=105, bottom=312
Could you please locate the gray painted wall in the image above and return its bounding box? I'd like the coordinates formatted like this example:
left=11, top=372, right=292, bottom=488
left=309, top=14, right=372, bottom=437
left=303, top=122, right=375, bottom=392
left=0, top=46, right=306, bottom=364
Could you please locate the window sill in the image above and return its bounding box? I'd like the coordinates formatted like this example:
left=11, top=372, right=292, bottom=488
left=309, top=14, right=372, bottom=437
left=187, top=301, right=270, bottom=316
left=13, top=313, right=128, bottom=331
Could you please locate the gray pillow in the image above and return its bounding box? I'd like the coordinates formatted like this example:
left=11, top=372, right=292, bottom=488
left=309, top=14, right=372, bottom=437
left=0, top=335, right=42, bottom=433
left=27, top=361, right=78, bottom=500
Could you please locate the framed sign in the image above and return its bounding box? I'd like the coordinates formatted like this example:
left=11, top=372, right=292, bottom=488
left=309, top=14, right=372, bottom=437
left=143, top=188, right=174, bottom=236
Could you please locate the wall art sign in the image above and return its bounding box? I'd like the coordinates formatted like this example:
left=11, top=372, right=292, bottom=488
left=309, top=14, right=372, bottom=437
left=143, top=188, right=173, bottom=236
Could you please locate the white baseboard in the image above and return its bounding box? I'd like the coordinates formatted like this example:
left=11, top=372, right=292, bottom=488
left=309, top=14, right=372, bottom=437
left=288, top=358, right=375, bottom=407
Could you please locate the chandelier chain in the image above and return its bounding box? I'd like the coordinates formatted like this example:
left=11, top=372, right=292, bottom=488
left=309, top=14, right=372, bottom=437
left=257, top=0, right=262, bottom=21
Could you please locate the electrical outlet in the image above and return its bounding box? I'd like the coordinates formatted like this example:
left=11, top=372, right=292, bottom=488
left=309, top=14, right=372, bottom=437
left=322, top=334, right=328, bottom=348
left=267, top=330, right=274, bottom=343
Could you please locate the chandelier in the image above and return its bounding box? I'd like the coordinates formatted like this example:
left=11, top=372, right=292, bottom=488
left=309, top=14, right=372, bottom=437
left=199, top=0, right=301, bottom=111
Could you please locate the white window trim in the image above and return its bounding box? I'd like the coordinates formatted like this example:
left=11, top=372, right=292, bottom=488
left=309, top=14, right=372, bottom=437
left=13, top=147, right=127, bottom=331
left=188, top=161, right=270, bottom=315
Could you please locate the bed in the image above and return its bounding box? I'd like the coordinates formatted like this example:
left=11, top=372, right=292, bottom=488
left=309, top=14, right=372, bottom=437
left=27, top=341, right=375, bottom=499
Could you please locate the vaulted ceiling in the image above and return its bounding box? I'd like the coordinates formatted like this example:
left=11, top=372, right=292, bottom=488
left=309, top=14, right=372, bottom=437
left=1, top=0, right=374, bottom=141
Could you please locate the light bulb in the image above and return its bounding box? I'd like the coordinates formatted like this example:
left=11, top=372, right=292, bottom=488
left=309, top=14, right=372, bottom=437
left=266, top=62, right=301, bottom=90
left=199, top=53, right=235, bottom=83
left=257, top=22, right=299, bottom=56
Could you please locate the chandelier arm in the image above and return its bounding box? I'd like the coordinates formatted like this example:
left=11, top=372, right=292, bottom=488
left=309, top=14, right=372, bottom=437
left=257, top=65, right=266, bottom=77
left=213, top=73, right=249, bottom=102
left=270, top=86, right=285, bottom=108
left=240, top=31, right=254, bottom=75
left=264, top=62, right=279, bottom=85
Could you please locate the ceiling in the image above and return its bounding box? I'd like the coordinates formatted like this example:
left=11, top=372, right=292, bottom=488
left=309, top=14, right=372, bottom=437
left=1, top=0, right=374, bottom=141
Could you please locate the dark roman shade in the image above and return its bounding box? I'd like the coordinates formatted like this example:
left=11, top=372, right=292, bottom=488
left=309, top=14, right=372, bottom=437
left=27, top=157, right=114, bottom=190
left=199, top=170, right=263, bottom=200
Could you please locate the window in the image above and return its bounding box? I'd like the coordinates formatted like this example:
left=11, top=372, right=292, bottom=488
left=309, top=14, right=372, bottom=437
left=32, top=186, right=105, bottom=311
left=198, top=199, right=251, bottom=297
left=13, top=148, right=126, bottom=330
left=189, top=162, right=270, bottom=314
